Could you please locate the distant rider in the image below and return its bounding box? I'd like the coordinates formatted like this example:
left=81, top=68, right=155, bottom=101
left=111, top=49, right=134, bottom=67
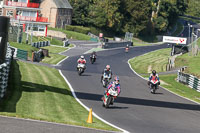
left=77, top=55, right=86, bottom=70
left=101, top=65, right=112, bottom=82
left=90, top=51, right=97, bottom=62
left=126, top=44, right=129, bottom=49
left=148, top=70, right=160, bottom=85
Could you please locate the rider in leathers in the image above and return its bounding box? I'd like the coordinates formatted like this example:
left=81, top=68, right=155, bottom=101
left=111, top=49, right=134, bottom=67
left=77, top=55, right=86, bottom=70
left=103, top=76, right=121, bottom=105
left=101, top=65, right=112, bottom=82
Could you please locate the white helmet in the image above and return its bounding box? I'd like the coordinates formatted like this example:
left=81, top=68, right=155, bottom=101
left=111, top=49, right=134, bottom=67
left=80, top=55, right=84, bottom=59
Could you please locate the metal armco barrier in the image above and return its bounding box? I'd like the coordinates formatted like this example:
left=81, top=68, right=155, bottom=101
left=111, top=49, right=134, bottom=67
left=177, top=71, right=200, bottom=92
left=0, top=16, right=10, bottom=64
left=102, top=41, right=133, bottom=49
left=31, top=41, right=50, bottom=48
left=0, top=47, right=13, bottom=98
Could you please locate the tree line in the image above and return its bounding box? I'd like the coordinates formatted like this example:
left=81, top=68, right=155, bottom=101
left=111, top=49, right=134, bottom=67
left=68, top=0, right=188, bottom=36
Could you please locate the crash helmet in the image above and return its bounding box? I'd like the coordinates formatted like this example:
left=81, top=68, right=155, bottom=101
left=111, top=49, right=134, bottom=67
left=106, top=65, right=110, bottom=70
left=152, top=70, right=156, bottom=76
left=126, top=44, right=129, bottom=47
left=114, top=76, right=120, bottom=84
left=80, top=55, right=84, bottom=59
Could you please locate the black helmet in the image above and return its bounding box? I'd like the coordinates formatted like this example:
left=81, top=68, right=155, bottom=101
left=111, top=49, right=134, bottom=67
left=152, top=70, right=156, bottom=76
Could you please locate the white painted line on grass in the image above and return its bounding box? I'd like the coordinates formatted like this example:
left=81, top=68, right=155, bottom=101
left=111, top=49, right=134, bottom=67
left=127, top=50, right=200, bottom=106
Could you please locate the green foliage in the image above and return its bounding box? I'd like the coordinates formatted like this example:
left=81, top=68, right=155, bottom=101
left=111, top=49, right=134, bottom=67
left=68, top=0, right=189, bottom=36
left=186, top=0, right=200, bottom=17
left=65, top=25, right=91, bottom=35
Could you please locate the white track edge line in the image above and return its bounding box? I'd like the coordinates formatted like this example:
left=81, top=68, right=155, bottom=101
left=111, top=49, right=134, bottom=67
left=58, top=70, right=129, bottom=133
left=127, top=50, right=200, bottom=105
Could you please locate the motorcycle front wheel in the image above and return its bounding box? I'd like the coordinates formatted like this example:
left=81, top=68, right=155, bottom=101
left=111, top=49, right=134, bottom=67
left=105, top=96, right=111, bottom=108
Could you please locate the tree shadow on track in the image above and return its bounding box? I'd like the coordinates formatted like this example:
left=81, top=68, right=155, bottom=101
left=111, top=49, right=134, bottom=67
left=75, top=92, right=200, bottom=111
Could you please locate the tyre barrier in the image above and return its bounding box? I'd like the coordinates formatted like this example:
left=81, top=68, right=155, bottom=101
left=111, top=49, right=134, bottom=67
left=177, top=71, right=200, bottom=92
left=31, top=41, right=50, bottom=48
left=0, top=47, right=13, bottom=98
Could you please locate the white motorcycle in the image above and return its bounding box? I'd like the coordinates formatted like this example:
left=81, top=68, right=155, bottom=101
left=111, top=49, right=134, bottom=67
left=77, top=63, right=85, bottom=76
left=149, top=79, right=160, bottom=94
left=102, top=74, right=111, bottom=88
left=102, top=86, right=118, bottom=108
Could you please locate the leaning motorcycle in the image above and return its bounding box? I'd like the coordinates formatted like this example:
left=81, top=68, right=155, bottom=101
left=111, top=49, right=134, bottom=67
left=77, top=63, right=85, bottom=76
left=102, top=74, right=110, bottom=88
left=90, top=54, right=96, bottom=64
left=149, top=79, right=160, bottom=94
left=102, top=87, right=118, bottom=108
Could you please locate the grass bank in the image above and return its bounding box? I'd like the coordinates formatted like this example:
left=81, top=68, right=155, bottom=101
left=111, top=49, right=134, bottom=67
left=129, top=48, right=200, bottom=104
left=40, top=46, right=68, bottom=65
left=175, top=52, right=200, bottom=78
left=9, top=42, right=69, bottom=65
left=129, top=48, right=171, bottom=74
left=0, top=60, right=119, bottom=132
left=48, top=27, right=91, bottom=40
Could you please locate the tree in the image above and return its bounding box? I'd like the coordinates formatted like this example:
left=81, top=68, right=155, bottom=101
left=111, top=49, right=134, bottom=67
left=89, top=0, right=123, bottom=32
left=68, top=0, right=91, bottom=25
left=122, top=0, right=152, bottom=36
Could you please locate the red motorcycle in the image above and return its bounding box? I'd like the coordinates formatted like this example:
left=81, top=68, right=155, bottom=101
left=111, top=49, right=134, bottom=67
left=102, top=87, right=118, bottom=108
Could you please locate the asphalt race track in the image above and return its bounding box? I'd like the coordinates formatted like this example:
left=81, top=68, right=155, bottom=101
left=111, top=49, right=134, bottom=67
left=60, top=43, right=200, bottom=133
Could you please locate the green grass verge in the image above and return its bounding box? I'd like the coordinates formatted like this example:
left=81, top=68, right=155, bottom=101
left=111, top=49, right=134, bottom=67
left=129, top=48, right=171, bottom=74
left=128, top=48, right=200, bottom=104
left=160, top=74, right=200, bottom=103
left=0, top=60, right=119, bottom=131
left=48, top=27, right=91, bottom=40
left=41, top=46, right=67, bottom=65
left=9, top=41, right=38, bottom=58
left=10, top=42, right=69, bottom=65
left=175, top=52, right=200, bottom=78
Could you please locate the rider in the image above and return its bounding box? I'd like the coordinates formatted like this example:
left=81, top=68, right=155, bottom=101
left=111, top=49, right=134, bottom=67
left=103, top=76, right=121, bottom=105
left=126, top=44, right=129, bottom=49
left=148, top=70, right=160, bottom=85
left=77, top=55, right=86, bottom=70
left=90, top=51, right=97, bottom=62
left=101, top=65, right=112, bottom=82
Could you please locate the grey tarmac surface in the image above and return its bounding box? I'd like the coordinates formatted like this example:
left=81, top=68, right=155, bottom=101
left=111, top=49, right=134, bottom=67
left=59, top=43, right=200, bottom=133
left=0, top=116, right=114, bottom=133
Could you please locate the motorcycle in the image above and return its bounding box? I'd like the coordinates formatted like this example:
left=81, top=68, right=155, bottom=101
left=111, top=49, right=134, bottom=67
left=77, top=63, right=85, bottom=76
left=102, top=86, right=118, bottom=108
left=102, top=74, right=111, bottom=88
left=125, top=47, right=129, bottom=53
left=149, top=79, right=160, bottom=94
left=90, top=54, right=96, bottom=64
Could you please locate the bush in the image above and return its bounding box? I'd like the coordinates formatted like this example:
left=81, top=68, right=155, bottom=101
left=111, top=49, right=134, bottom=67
left=65, top=25, right=90, bottom=35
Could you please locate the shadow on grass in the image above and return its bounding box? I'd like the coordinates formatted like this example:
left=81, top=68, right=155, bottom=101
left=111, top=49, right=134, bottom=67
left=0, top=60, right=73, bottom=113
left=2, top=60, right=200, bottom=113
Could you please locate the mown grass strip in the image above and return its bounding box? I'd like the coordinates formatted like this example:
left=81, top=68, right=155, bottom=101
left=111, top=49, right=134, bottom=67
left=41, top=46, right=67, bottom=65
left=160, top=74, right=200, bottom=103
left=129, top=48, right=171, bottom=74
left=0, top=61, right=119, bottom=131
left=175, top=53, right=200, bottom=78
left=48, top=27, right=91, bottom=41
